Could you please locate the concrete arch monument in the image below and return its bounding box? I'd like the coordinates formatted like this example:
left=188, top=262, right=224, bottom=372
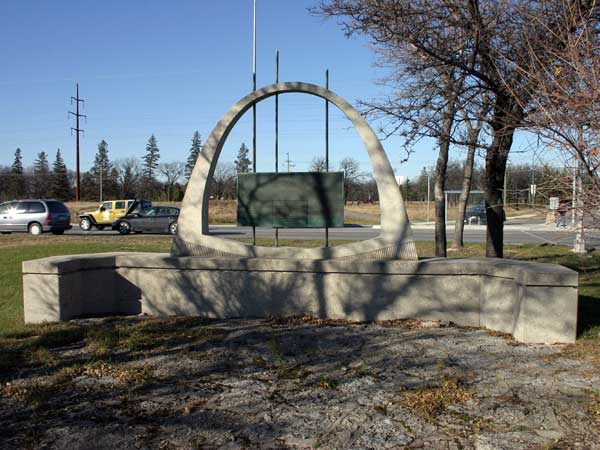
left=173, top=82, right=417, bottom=260
left=21, top=84, right=578, bottom=345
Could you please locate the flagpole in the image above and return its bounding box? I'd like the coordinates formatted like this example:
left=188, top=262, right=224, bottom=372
left=252, top=0, right=257, bottom=245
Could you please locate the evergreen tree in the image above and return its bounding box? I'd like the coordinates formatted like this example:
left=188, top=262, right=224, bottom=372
left=9, top=148, right=25, bottom=198
left=142, top=134, right=160, bottom=198
left=33, top=151, right=51, bottom=198
left=51, top=148, right=71, bottom=200
left=185, top=131, right=203, bottom=180
left=106, top=167, right=120, bottom=199
left=11, top=148, right=23, bottom=174
left=234, top=143, right=251, bottom=174
left=80, top=171, right=97, bottom=201
left=91, top=140, right=112, bottom=185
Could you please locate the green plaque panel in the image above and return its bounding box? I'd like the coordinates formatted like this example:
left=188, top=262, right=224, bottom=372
left=237, top=172, right=344, bottom=228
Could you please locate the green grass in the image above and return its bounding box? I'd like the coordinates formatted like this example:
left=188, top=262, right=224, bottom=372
left=1, top=235, right=599, bottom=345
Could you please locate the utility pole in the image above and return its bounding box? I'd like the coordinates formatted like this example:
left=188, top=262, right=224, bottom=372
left=285, top=152, right=294, bottom=172
left=69, top=83, right=86, bottom=202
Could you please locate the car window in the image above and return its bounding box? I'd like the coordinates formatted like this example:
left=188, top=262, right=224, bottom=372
left=100, top=202, right=112, bottom=210
left=169, top=208, right=179, bottom=216
left=26, top=202, right=46, bottom=214
left=46, top=201, right=69, bottom=213
left=141, top=207, right=158, bottom=216
left=13, top=202, right=28, bottom=214
left=0, top=203, right=11, bottom=214
left=115, top=201, right=125, bottom=209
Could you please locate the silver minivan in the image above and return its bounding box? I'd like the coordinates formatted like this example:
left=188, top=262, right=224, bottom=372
left=0, top=200, right=72, bottom=235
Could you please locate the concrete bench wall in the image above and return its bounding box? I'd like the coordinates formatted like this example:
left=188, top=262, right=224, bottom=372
left=22, top=253, right=578, bottom=344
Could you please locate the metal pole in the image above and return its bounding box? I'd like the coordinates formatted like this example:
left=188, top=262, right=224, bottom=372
left=444, top=191, right=448, bottom=228
left=99, top=160, right=103, bottom=202
left=252, top=0, right=257, bottom=245
left=275, top=50, right=279, bottom=171
left=427, top=169, right=431, bottom=223
left=572, top=161, right=577, bottom=226
left=503, top=163, right=508, bottom=208
left=275, top=49, right=279, bottom=247
left=325, top=69, right=329, bottom=248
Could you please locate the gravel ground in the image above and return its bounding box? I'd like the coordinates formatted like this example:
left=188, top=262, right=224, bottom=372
left=1, top=317, right=599, bottom=450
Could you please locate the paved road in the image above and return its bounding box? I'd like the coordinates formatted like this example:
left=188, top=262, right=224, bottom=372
left=63, top=224, right=600, bottom=247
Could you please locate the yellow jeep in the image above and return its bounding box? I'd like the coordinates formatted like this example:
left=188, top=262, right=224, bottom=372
left=78, top=199, right=151, bottom=231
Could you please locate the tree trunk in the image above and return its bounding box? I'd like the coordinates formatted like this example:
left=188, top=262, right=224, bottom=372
left=434, top=108, right=455, bottom=257
left=452, top=134, right=477, bottom=249
left=485, top=94, right=518, bottom=258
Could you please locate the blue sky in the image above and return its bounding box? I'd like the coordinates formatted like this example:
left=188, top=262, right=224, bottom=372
left=0, top=0, right=537, bottom=180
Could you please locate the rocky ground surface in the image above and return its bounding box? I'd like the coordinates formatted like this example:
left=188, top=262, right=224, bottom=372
left=1, top=316, right=599, bottom=450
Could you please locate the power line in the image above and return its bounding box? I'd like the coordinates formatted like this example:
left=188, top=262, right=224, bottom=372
left=68, top=83, right=86, bottom=201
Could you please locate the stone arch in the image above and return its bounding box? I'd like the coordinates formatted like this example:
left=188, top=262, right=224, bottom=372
left=172, top=82, right=417, bottom=260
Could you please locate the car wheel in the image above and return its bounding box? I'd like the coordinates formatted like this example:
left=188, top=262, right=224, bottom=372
left=80, top=217, right=92, bottom=231
left=51, top=230, right=65, bottom=235
left=29, top=223, right=43, bottom=236
left=118, top=222, right=131, bottom=235
left=169, top=222, right=177, bottom=235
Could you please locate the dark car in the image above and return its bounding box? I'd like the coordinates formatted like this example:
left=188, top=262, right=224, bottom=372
left=464, top=203, right=506, bottom=225
left=112, top=206, right=179, bottom=235
left=464, top=203, right=487, bottom=225
left=0, top=200, right=72, bottom=235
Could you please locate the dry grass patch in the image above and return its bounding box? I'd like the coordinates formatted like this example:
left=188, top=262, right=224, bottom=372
left=1, top=361, right=153, bottom=406
left=396, top=377, right=473, bottom=419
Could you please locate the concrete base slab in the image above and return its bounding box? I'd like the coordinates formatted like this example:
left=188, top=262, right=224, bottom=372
left=22, top=253, right=578, bottom=344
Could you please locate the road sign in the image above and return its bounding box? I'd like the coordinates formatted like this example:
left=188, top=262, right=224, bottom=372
left=549, top=197, right=559, bottom=210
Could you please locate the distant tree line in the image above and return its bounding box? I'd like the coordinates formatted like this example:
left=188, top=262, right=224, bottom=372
left=404, top=162, right=568, bottom=208
left=0, top=131, right=260, bottom=203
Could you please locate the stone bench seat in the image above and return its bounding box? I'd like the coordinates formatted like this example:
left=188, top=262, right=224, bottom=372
left=22, top=253, right=578, bottom=344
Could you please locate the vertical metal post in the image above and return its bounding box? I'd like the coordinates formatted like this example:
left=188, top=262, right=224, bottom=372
left=427, top=169, right=431, bottom=223
left=444, top=191, right=448, bottom=228
left=325, top=69, right=330, bottom=248
left=99, top=160, right=103, bottom=202
left=275, top=49, right=279, bottom=247
left=252, top=0, right=257, bottom=245
left=572, top=161, right=577, bottom=226
left=503, top=164, right=508, bottom=208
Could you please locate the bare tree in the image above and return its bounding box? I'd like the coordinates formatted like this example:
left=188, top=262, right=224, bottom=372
left=509, top=1, right=600, bottom=252
left=339, top=157, right=362, bottom=202
left=315, top=0, right=593, bottom=257
left=159, top=162, right=185, bottom=202
left=115, top=158, right=142, bottom=199
left=309, top=156, right=327, bottom=172
left=453, top=95, right=491, bottom=249
left=210, top=162, right=236, bottom=200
